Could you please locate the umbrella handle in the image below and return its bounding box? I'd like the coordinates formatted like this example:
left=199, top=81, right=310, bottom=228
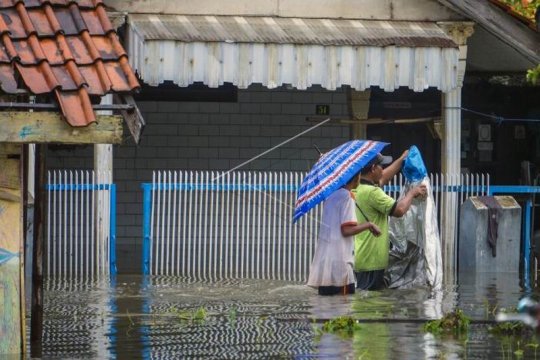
left=355, top=203, right=371, bottom=223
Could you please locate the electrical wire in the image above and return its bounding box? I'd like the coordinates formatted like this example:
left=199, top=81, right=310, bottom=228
left=445, top=107, right=540, bottom=124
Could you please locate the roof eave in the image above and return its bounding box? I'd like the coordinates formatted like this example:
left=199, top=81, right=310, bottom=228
left=437, top=0, right=540, bottom=65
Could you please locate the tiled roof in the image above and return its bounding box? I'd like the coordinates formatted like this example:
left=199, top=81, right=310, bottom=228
left=0, top=0, right=140, bottom=126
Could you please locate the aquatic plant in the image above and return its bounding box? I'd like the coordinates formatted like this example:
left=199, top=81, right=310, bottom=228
left=126, top=309, right=135, bottom=326
left=489, top=321, right=526, bottom=336
left=515, top=340, right=524, bottom=358
left=526, top=341, right=539, bottom=359
left=320, top=316, right=361, bottom=337
left=423, top=309, right=470, bottom=335
left=482, top=299, right=499, bottom=319
left=125, top=309, right=135, bottom=336
left=228, top=306, right=237, bottom=328
left=169, top=306, right=207, bottom=324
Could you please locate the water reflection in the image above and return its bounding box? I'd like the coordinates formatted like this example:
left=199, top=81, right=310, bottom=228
left=38, top=272, right=535, bottom=359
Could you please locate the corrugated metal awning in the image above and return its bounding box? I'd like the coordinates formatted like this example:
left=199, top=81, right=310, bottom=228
left=127, top=15, right=459, bottom=92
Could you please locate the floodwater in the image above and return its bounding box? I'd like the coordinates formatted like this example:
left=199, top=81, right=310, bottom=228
left=34, top=272, right=537, bottom=359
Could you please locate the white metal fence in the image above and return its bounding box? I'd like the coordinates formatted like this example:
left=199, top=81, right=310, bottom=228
left=46, top=170, right=116, bottom=279
left=143, top=170, right=489, bottom=281
left=142, top=171, right=322, bottom=280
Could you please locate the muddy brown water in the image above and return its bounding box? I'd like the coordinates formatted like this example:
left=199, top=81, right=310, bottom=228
left=33, top=272, right=537, bottom=359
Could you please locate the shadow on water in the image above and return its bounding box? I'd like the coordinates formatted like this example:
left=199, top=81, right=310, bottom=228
left=35, top=272, right=539, bottom=359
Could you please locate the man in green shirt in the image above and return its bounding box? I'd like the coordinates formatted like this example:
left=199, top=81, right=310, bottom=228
left=354, top=151, right=426, bottom=290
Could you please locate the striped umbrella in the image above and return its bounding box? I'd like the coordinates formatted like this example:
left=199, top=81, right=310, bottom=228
left=293, top=140, right=388, bottom=222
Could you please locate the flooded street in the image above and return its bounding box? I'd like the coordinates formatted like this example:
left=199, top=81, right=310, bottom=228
left=37, top=272, right=535, bottom=359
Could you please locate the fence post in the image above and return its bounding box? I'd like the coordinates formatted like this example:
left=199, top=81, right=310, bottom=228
left=109, top=184, right=117, bottom=276
left=142, top=183, right=152, bottom=275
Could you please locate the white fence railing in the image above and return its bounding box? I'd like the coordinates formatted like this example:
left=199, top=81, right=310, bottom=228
left=142, top=171, right=490, bottom=281
left=142, top=171, right=321, bottom=281
left=46, top=170, right=116, bottom=279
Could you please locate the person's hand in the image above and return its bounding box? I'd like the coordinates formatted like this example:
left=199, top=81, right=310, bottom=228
left=369, top=222, right=381, bottom=236
left=413, top=184, right=427, bottom=198
left=399, top=150, right=409, bottom=161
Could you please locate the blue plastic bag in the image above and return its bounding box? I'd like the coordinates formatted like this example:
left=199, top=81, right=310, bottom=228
left=402, top=145, right=427, bottom=182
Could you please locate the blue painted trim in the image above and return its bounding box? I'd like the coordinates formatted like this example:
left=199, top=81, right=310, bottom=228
left=141, top=275, right=151, bottom=359
left=523, top=200, right=532, bottom=291
left=46, top=184, right=112, bottom=191
left=107, top=274, right=118, bottom=358
left=140, top=183, right=540, bottom=194
left=141, top=183, right=299, bottom=192
left=489, top=186, right=540, bottom=195
left=383, top=185, right=491, bottom=193
left=142, top=183, right=152, bottom=275
left=109, top=184, right=117, bottom=276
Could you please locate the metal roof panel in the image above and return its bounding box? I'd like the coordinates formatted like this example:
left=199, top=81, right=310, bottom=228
left=127, top=14, right=459, bottom=92
left=128, top=14, right=458, bottom=48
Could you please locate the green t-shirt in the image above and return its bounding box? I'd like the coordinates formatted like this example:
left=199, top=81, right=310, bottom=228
left=353, top=182, right=396, bottom=271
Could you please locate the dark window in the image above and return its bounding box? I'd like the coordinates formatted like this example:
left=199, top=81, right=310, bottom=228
left=368, top=87, right=441, bottom=120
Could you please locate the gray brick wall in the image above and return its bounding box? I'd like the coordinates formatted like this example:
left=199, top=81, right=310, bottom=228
left=46, top=84, right=351, bottom=273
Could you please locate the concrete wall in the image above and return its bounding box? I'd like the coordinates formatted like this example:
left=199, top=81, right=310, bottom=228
left=46, top=84, right=351, bottom=273
left=105, top=0, right=463, bottom=21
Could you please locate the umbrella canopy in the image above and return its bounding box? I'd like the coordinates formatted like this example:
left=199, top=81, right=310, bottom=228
left=293, top=140, right=388, bottom=222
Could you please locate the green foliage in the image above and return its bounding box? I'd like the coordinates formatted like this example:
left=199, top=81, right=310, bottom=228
left=320, top=316, right=362, bottom=338
left=527, top=64, right=540, bottom=85
left=498, top=1, right=540, bottom=85
left=423, top=309, right=471, bottom=336
left=499, top=0, right=540, bottom=21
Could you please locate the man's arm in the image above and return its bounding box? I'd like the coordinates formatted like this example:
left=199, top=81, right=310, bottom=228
left=341, top=222, right=381, bottom=237
left=392, top=184, right=427, bottom=217
left=379, top=150, right=408, bottom=186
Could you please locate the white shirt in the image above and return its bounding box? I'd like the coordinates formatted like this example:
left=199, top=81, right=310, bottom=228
left=307, top=188, right=357, bottom=288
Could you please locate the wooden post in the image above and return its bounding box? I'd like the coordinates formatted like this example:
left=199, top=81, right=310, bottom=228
left=0, top=144, right=24, bottom=355
left=30, top=144, right=44, bottom=357
left=348, top=89, right=371, bottom=140
left=95, top=95, right=113, bottom=276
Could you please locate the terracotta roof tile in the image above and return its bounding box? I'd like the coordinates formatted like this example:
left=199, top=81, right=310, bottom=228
left=1, top=8, right=28, bottom=38
left=16, top=62, right=58, bottom=93
left=55, top=88, right=95, bottom=126
left=0, top=43, right=10, bottom=62
left=64, top=35, right=93, bottom=63
left=0, top=0, right=140, bottom=127
left=0, top=63, right=17, bottom=92
left=92, top=35, right=126, bottom=60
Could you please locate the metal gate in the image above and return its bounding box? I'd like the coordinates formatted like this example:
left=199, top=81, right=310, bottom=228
left=46, top=170, right=116, bottom=278
left=142, top=170, right=489, bottom=281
